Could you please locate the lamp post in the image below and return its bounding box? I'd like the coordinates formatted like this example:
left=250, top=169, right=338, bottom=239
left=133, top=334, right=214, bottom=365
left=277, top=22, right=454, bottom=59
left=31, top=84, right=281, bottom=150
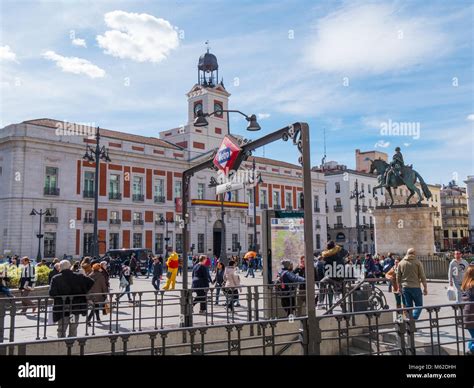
left=251, top=158, right=263, bottom=252
left=30, top=208, right=51, bottom=261
left=350, top=179, right=365, bottom=254
left=159, top=216, right=173, bottom=259
left=196, top=108, right=261, bottom=266
left=83, top=127, right=111, bottom=258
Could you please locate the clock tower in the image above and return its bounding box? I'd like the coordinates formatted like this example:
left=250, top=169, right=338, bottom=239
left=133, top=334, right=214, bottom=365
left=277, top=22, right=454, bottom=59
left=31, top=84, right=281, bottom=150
left=159, top=46, right=230, bottom=160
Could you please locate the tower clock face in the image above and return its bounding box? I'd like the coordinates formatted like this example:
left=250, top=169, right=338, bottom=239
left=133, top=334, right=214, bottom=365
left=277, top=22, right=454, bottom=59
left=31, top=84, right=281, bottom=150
left=194, top=102, right=203, bottom=116
left=214, top=102, right=223, bottom=117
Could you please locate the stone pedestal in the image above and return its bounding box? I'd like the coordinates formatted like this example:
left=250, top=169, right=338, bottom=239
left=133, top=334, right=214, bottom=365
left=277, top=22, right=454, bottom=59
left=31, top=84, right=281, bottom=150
left=372, top=205, right=436, bottom=256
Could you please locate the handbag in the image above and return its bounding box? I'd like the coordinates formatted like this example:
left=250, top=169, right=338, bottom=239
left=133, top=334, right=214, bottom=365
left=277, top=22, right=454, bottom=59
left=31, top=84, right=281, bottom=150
left=103, top=303, right=110, bottom=315
left=447, top=286, right=457, bottom=302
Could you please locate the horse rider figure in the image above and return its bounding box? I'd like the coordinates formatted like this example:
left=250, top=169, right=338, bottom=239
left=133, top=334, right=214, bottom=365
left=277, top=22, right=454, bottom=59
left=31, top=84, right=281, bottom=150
left=384, top=147, right=405, bottom=186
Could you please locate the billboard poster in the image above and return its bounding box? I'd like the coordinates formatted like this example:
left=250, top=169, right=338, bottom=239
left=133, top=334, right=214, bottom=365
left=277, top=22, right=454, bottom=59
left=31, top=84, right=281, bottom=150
left=270, top=217, right=305, bottom=280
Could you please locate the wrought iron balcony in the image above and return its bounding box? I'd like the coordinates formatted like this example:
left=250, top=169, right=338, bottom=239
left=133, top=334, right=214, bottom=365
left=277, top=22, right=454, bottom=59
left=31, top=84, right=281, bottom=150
left=132, top=194, right=144, bottom=202
left=44, top=187, right=60, bottom=196
left=44, top=216, right=58, bottom=224
left=286, top=206, right=293, bottom=210
left=314, top=207, right=321, bottom=213
left=154, top=196, right=166, bottom=203
left=109, top=192, right=122, bottom=200
left=362, top=206, right=368, bottom=212
left=260, top=204, right=268, bottom=209
left=334, top=223, right=344, bottom=229
left=334, top=205, right=343, bottom=212
left=316, top=224, right=321, bottom=229
left=110, top=219, right=121, bottom=225
left=83, top=190, right=95, bottom=199
left=83, top=217, right=94, bottom=224
left=133, top=219, right=144, bottom=225
left=273, top=204, right=281, bottom=210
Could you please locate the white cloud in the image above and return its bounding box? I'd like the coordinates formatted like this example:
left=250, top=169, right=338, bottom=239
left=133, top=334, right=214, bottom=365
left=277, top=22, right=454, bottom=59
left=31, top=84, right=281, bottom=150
left=257, top=113, right=271, bottom=119
left=375, top=140, right=390, bottom=148
left=0, top=45, right=17, bottom=62
left=403, top=143, right=411, bottom=147
left=72, top=38, right=87, bottom=48
left=307, top=4, right=447, bottom=74
left=42, top=51, right=105, bottom=78
left=96, top=10, right=179, bottom=63
left=467, top=114, right=474, bottom=121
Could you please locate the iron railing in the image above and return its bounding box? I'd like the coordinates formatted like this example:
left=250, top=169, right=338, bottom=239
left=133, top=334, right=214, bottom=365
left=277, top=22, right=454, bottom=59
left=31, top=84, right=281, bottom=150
left=0, top=279, right=386, bottom=344
left=2, top=302, right=473, bottom=356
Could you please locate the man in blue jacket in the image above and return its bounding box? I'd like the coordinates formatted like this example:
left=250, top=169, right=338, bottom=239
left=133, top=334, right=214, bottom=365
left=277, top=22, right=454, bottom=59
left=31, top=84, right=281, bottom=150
left=277, top=259, right=305, bottom=316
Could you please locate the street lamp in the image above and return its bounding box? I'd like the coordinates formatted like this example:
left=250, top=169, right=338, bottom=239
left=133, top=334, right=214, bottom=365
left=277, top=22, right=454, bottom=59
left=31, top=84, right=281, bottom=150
left=251, top=158, right=264, bottom=253
left=350, top=179, right=365, bottom=254
left=208, top=177, right=227, bottom=263
left=30, top=208, right=51, bottom=261
left=194, top=109, right=261, bottom=131
left=83, top=127, right=111, bottom=258
left=159, top=216, right=173, bottom=259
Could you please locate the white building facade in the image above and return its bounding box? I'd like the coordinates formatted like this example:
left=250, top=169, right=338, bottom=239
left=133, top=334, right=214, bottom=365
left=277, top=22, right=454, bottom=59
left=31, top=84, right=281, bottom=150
left=0, top=49, right=327, bottom=259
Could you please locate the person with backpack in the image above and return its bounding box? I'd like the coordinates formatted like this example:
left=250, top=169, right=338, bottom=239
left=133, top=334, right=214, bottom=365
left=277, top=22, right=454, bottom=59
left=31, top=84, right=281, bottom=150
left=319, top=241, right=348, bottom=310
left=383, top=253, right=396, bottom=292
left=293, top=256, right=307, bottom=316
left=448, top=250, right=470, bottom=303
left=245, top=257, right=255, bottom=278
left=276, top=260, right=305, bottom=317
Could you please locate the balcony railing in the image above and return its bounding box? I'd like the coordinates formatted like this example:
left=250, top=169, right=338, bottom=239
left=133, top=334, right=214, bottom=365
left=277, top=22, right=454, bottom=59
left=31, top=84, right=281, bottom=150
left=273, top=204, right=281, bottom=210
left=362, top=205, right=368, bottom=212
left=109, top=192, right=122, bottom=200
left=154, top=196, right=166, bottom=204
left=334, top=205, right=343, bottom=212
left=44, top=187, right=60, bottom=196
left=110, top=219, right=121, bottom=225
left=247, top=222, right=255, bottom=227
left=260, top=204, right=268, bottom=209
left=316, top=224, right=321, bottom=229
left=83, top=217, right=94, bottom=224
left=44, top=216, right=58, bottom=224
left=133, top=219, right=144, bottom=225
left=333, top=223, right=344, bottom=229
left=314, top=207, right=321, bottom=213
left=83, top=190, right=95, bottom=199
left=285, top=206, right=293, bottom=210
left=132, top=194, right=144, bottom=202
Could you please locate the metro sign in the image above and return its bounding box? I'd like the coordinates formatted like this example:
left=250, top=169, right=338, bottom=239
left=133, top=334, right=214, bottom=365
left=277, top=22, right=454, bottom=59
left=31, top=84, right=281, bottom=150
left=213, top=136, right=241, bottom=174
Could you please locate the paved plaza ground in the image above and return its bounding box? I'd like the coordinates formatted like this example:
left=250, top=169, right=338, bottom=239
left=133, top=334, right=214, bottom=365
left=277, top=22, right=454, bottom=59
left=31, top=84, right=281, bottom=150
left=3, top=269, right=469, bottom=354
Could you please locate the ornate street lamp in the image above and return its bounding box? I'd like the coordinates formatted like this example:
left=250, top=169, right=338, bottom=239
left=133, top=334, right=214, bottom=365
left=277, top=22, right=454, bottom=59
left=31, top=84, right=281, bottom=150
left=30, top=208, right=51, bottom=261
left=193, top=109, right=261, bottom=131
left=350, top=179, right=365, bottom=254
left=83, top=127, right=111, bottom=258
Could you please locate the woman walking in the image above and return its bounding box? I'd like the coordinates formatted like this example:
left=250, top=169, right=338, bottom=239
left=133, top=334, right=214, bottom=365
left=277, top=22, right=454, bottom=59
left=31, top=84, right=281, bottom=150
left=461, top=263, right=474, bottom=355
left=87, top=263, right=108, bottom=325
left=116, top=260, right=133, bottom=303
left=223, top=260, right=241, bottom=311
left=212, top=262, right=225, bottom=305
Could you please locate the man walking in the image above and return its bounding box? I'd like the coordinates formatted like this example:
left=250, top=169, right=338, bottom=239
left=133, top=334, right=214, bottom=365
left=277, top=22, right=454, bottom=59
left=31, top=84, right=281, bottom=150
left=448, top=250, right=469, bottom=303
left=152, top=256, right=163, bottom=291
left=19, top=257, right=36, bottom=314
left=49, top=260, right=94, bottom=338
left=396, top=247, right=428, bottom=320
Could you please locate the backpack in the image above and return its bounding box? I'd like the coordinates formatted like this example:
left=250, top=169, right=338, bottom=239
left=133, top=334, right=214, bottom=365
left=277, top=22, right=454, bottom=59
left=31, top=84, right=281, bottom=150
left=273, top=270, right=288, bottom=292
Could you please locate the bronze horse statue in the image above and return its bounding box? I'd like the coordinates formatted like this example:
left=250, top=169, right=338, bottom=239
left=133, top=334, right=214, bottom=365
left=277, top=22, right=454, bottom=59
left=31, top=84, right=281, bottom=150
left=369, top=159, right=432, bottom=206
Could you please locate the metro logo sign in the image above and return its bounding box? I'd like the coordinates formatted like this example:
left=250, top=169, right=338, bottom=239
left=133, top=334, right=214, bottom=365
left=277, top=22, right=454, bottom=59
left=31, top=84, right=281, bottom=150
left=213, top=136, right=241, bottom=174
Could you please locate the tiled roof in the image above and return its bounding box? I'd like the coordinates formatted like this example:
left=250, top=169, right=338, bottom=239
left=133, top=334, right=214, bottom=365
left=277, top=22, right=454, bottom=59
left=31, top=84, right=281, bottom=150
left=22, top=118, right=180, bottom=150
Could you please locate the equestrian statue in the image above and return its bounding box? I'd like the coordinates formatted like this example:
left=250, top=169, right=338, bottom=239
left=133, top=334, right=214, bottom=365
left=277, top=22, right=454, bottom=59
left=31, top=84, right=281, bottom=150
left=368, top=147, right=432, bottom=206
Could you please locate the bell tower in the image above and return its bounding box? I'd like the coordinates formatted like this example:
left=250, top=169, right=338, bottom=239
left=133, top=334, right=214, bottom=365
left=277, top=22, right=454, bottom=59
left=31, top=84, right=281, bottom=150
left=160, top=43, right=231, bottom=160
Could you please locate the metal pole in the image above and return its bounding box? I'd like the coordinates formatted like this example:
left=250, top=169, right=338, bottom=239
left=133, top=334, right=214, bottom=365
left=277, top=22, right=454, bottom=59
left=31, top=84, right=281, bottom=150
left=300, top=123, right=317, bottom=355
left=181, top=174, right=192, bottom=327
left=355, top=179, right=361, bottom=254
left=93, top=128, right=100, bottom=258
left=253, top=159, right=258, bottom=253
left=220, top=193, right=227, bottom=264
left=36, top=211, right=43, bottom=261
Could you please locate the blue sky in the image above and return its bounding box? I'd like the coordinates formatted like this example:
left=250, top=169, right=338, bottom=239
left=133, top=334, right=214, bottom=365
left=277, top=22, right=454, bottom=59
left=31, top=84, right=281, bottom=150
left=1, top=0, right=473, bottom=185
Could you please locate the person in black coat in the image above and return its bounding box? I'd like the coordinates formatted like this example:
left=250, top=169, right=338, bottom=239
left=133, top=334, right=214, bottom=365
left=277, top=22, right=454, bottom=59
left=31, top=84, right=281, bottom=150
left=49, top=260, right=94, bottom=338
left=192, top=256, right=212, bottom=313
left=152, top=256, right=163, bottom=291
left=48, top=262, right=61, bottom=285
left=212, top=261, right=225, bottom=305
